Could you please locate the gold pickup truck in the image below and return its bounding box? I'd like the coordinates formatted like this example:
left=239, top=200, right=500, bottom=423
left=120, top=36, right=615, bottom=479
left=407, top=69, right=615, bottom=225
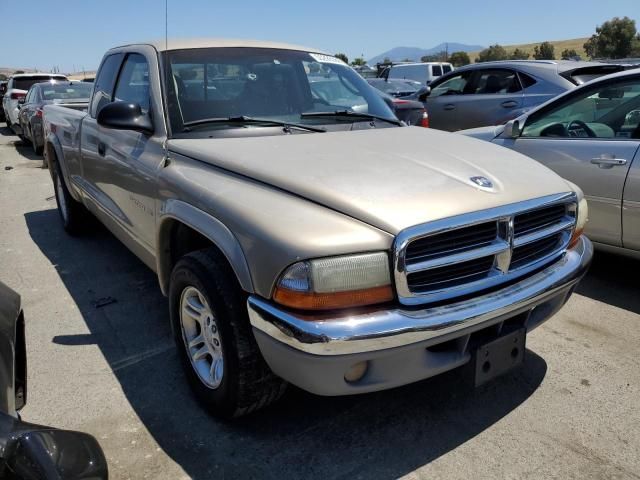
left=43, top=39, right=592, bottom=418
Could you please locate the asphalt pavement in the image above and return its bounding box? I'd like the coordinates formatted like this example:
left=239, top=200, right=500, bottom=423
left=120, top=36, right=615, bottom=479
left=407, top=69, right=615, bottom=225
left=0, top=126, right=638, bottom=479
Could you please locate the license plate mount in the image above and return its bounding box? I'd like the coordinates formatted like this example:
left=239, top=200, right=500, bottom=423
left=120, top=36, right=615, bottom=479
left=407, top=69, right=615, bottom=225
left=474, top=327, right=526, bottom=387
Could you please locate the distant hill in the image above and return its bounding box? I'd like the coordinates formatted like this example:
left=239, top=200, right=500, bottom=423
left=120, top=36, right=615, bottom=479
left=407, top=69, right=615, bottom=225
left=468, top=37, right=589, bottom=62
left=368, top=43, right=485, bottom=65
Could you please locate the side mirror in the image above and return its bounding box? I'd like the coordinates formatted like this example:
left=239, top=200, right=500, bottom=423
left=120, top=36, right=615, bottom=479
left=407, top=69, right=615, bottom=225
left=97, top=101, right=154, bottom=134
left=3, top=428, right=108, bottom=479
left=504, top=119, right=522, bottom=138
left=18, top=98, right=26, bottom=105
left=417, top=86, right=431, bottom=102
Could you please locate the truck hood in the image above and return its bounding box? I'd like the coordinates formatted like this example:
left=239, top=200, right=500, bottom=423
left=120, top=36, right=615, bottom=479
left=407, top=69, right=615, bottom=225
left=168, top=127, right=572, bottom=234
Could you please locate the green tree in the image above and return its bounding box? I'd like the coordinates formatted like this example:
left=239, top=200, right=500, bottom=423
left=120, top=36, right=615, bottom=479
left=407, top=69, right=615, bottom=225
left=0, top=73, right=7, bottom=81
left=561, top=48, right=579, bottom=59
left=334, top=53, right=348, bottom=64
left=13, top=70, right=25, bottom=74
left=476, top=44, right=508, bottom=62
left=584, top=16, right=639, bottom=59
left=351, top=57, right=366, bottom=67
left=534, top=42, right=555, bottom=60
left=449, top=51, right=470, bottom=67
left=421, top=51, right=447, bottom=62
left=382, top=57, right=391, bottom=64
left=509, top=48, right=530, bottom=60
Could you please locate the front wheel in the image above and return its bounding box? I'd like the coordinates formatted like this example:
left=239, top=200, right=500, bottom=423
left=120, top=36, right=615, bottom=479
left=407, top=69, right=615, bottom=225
left=169, top=249, right=286, bottom=418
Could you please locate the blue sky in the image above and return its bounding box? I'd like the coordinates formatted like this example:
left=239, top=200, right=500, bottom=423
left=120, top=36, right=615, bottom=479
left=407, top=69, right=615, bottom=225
left=1, top=0, right=637, bottom=72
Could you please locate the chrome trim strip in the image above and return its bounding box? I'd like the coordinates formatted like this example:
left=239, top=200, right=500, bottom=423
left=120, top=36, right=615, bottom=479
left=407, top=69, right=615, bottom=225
left=393, top=192, right=577, bottom=306
left=248, top=236, right=592, bottom=356
left=405, top=240, right=509, bottom=273
left=513, top=218, right=574, bottom=247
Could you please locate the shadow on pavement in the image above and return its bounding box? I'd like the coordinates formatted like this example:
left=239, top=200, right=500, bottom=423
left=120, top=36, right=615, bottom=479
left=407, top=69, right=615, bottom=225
left=0, top=126, right=42, bottom=162
left=25, top=207, right=548, bottom=479
left=575, top=249, right=640, bottom=315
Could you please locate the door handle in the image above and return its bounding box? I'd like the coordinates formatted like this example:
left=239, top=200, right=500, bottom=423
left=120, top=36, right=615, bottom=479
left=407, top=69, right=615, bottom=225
left=590, top=155, right=628, bottom=169
left=443, top=104, right=455, bottom=111
left=501, top=100, right=518, bottom=108
left=97, top=142, right=106, bottom=157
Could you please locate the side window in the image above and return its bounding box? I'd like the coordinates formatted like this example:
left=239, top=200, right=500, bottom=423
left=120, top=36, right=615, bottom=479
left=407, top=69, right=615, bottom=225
left=473, top=69, right=521, bottom=94
left=442, top=64, right=452, bottom=74
left=522, top=78, right=640, bottom=139
left=90, top=53, right=124, bottom=118
left=431, top=65, right=443, bottom=77
left=113, top=53, right=150, bottom=112
left=518, top=72, right=537, bottom=89
left=430, top=72, right=472, bottom=97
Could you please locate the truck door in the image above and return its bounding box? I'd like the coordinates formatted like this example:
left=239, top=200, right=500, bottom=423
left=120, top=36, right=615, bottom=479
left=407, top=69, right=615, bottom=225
left=80, top=49, right=165, bottom=266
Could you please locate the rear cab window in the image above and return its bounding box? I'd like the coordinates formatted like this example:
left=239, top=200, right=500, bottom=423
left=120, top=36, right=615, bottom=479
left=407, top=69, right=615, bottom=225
left=12, top=75, right=67, bottom=91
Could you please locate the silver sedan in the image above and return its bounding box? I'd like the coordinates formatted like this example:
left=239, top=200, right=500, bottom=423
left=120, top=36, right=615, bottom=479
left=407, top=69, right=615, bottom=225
left=460, top=69, right=640, bottom=256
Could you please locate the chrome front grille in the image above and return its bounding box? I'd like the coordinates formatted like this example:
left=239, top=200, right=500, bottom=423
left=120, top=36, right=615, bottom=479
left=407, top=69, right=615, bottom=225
left=394, top=193, right=577, bottom=306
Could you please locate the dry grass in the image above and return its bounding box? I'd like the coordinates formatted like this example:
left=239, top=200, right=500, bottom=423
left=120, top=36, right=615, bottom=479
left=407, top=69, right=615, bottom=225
left=468, top=37, right=590, bottom=62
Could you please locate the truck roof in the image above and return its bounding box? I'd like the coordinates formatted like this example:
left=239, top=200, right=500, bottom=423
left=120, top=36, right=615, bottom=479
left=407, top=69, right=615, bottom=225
left=113, top=38, right=327, bottom=54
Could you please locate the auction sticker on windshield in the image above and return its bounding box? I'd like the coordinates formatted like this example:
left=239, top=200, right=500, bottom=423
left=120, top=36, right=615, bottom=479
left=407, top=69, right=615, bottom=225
left=309, top=53, right=346, bottom=65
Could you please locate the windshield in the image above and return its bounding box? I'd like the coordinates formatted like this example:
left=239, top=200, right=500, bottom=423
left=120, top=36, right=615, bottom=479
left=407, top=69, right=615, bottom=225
left=41, top=83, right=93, bottom=101
left=163, top=48, right=396, bottom=134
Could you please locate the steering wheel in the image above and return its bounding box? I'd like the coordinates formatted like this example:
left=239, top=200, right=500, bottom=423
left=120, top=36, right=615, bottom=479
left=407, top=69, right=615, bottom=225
left=566, top=120, right=596, bottom=138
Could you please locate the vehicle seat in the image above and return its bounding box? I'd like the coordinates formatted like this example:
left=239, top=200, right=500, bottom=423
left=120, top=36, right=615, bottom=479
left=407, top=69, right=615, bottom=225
left=482, top=75, right=503, bottom=94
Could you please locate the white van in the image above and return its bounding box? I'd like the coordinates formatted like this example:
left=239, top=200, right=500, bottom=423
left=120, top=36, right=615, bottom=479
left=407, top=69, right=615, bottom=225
left=384, top=62, right=454, bottom=85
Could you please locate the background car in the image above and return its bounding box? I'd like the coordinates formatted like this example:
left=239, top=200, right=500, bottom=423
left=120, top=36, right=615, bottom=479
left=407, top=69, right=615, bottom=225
left=424, top=60, right=631, bottom=131
left=380, top=62, right=454, bottom=86
left=0, top=281, right=108, bottom=479
left=2, top=73, right=68, bottom=136
left=0, top=81, right=7, bottom=122
left=18, top=81, right=93, bottom=155
left=378, top=90, right=429, bottom=127
left=459, top=69, right=640, bottom=255
left=367, top=78, right=424, bottom=98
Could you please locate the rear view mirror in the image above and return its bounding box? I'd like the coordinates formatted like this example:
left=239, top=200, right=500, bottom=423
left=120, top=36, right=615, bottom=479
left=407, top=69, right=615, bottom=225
left=3, top=428, right=108, bottom=479
left=417, top=86, right=431, bottom=102
left=599, top=88, right=624, bottom=99
left=97, top=101, right=154, bottom=134
left=504, top=119, right=522, bottom=138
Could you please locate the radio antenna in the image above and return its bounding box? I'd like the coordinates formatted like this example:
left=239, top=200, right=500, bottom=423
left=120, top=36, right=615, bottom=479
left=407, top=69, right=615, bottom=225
left=165, top=0, right=168, bottom=51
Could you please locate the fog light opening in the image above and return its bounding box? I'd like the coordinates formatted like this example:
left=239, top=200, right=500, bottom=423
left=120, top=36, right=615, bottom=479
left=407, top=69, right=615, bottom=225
left=344, top=361, right=369, bottom=383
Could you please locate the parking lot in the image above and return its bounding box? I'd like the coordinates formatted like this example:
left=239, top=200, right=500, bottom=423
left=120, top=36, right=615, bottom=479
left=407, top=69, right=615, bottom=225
left=0, top=125, right=639, bottom=479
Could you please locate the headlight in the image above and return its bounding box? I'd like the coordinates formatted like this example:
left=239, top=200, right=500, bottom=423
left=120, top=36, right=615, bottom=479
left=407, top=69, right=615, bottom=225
left=273, top=252, right=394, bottom=310
left=569, top=191, right=588, bottom=248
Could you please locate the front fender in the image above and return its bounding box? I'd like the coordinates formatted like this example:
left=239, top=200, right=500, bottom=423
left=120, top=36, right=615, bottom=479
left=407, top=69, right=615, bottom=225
left=156, top=199, right=254, bottom=295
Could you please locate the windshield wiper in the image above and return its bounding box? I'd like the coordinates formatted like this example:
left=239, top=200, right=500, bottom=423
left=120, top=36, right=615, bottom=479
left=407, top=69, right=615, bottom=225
left=182, top=116, right=326, bottom=133
left=300, top=110, right=402, bottom=126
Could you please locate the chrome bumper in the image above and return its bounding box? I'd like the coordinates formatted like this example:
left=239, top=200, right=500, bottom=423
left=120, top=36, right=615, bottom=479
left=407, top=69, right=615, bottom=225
left=248, top=236, right=592, bottom=357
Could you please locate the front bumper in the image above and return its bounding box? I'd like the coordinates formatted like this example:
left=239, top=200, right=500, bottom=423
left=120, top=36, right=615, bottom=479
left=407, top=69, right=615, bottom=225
left=248, top=236, right=592, bottom=395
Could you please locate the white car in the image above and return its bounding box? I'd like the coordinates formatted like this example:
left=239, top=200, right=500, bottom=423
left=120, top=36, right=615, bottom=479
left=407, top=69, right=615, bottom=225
left=382, top=62, right=454, bottom=86
left=2, top=73, right=67, bottom=134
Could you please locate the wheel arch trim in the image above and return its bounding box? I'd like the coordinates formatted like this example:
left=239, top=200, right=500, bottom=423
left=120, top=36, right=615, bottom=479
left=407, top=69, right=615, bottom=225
left=157, top=199, right=254, bottom=296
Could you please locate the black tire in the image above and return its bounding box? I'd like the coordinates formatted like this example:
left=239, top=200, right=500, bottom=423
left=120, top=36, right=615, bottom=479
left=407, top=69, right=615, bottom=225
left=31, top=126, right=43, bottom=155
left=52, top=162, right=89, bottom=235
left=169, top=249, right=286, bottom=418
